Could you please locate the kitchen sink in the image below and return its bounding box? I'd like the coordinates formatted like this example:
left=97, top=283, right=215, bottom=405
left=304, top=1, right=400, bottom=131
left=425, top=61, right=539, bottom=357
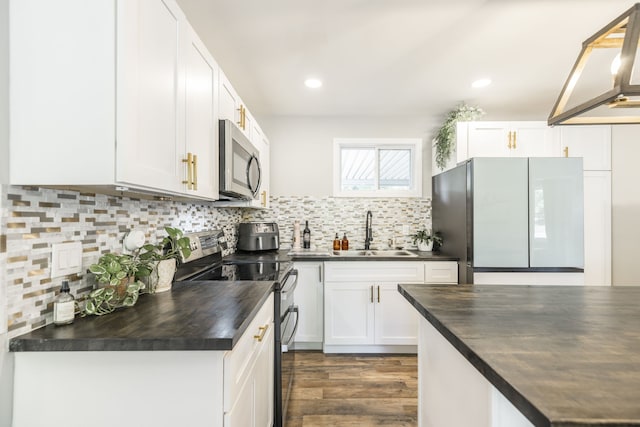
left=331, top=249, right=417, bottom=257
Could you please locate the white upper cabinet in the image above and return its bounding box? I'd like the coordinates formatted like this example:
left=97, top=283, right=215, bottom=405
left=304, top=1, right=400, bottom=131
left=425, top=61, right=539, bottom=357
left=458, top=122, right=559, bottom=161
left=558, top=125, right=611, bottom=171
left=10, top=0, right=220, bottom=200
left=219, top=71, right=252, bottom=139
left=183, top=26, right=219, bottom=199
left=116, top=0, right=186, bottom=193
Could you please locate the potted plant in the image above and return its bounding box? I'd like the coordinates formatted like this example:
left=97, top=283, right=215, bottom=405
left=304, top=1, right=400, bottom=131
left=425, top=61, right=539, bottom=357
left=85, top=251, right=152, bottom=316
left=142, top=227, right=192, bottom=293
left=411, top=229, right=443, bottom=252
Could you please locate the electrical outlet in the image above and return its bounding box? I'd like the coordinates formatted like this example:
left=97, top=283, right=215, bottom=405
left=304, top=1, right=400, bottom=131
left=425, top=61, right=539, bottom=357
left=402, top=225, right=410, bottom=235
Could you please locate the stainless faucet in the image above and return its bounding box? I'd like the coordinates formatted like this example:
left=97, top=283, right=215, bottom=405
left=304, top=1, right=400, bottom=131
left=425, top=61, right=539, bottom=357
left=364, top=210, right=373, bottom=250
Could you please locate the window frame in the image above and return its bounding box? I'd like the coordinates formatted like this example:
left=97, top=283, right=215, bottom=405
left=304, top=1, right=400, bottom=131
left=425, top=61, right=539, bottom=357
left=333, top=138, right=423, bottom=198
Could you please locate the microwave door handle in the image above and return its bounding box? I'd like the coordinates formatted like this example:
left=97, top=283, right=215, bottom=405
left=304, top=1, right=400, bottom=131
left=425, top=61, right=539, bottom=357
left=246, top=154, right=261, bottom=197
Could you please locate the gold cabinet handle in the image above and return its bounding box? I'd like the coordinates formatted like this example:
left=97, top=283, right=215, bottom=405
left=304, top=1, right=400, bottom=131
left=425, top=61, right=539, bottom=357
left=182, top=152, right=193, bottom=189
left=261, top=190, right=267, bottom=207
left=254, top=324, right=268, bottom=342
left=507, top=131, right=513, bottom=149
left=370, top=285, right=374, bottom=303
left=377, top=285, right=380, bottom=303
left=563, top=146, right=569, bottom=157
left=512, top=131, right=517, bottom=149
left=237, top=105, right=245, bottom=129
left=192, top=154, right=198, bottom=190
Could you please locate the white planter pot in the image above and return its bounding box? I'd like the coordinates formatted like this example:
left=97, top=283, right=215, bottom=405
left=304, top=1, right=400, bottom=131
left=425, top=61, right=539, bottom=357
left=151, top=259, right=177, bottom=293
left=417, top=241, right=433, bottom=252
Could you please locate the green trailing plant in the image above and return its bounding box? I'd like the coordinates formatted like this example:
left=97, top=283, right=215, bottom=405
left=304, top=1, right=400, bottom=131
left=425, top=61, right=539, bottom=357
left=85, top=251, right=152, bottom=316
left=434, top=104, right=485, bottom=170
left=411, top=229, right=443, bottom=248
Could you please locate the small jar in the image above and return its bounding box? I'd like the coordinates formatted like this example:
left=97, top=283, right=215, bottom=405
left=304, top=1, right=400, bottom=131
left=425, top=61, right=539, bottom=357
left=333, top=233, right=341, bottom=250
left=341, top=233, right=349, bottom=251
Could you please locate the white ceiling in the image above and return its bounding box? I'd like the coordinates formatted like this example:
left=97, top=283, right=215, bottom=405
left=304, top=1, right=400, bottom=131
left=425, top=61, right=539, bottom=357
left=176, top=0, right=637, bottom=122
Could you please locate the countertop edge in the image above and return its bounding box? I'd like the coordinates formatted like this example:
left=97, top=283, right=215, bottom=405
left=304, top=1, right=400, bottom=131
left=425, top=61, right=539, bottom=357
left=397, top=284, right=552, bottom=427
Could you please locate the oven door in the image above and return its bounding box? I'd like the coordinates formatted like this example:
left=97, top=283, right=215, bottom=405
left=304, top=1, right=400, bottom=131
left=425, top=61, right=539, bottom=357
left=275, top=268, right=298, bottom=427
left=219, top=119, right=261, bottom=200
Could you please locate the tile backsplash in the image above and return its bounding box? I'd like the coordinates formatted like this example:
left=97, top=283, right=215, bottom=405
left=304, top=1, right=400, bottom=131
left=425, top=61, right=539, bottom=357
left=1, top=187, right=432, bottom=338
left=1, top=185, right=243, bottom=338
left=247, top=196, right=432, bottom=251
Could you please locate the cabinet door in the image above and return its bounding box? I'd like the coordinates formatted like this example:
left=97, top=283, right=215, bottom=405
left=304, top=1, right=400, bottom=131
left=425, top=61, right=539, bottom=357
left=559, top=125, right=611, bottom=171
left=466, top=123, right=511, bottom=158
left=293, top=263, right=324, bottom=345
left=472, top=158, right=529, bottom=268
left=324, top=283, right=374, bottom=345
left=117, top=0, right=186, bottom=192
left=219, top=70, right=240, bottom=124
left=374, top=283, right=419, bottom=345
left=253, top=323, right=274, bottom=427
left=583, top=171, right=611, bottom=285
left=184, top=26, right=218, bottom=198
left=509, top=122, right=558, bottom=158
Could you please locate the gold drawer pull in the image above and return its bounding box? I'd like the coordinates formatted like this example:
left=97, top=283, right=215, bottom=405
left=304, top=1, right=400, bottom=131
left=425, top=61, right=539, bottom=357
left=254, top=324, right=269, bottom=342
left=563, top=146, right=569, bottom=157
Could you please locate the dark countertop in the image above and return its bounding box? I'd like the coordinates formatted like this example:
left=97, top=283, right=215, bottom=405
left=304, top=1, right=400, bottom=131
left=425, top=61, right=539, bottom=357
left=398, top=284, right=640, bottom=427
left=286, top=249, right=458, bottom=262
left=10, top=280, right=274, bottom=352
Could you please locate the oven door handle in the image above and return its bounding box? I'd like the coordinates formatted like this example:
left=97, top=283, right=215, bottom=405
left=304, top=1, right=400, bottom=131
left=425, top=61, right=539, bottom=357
left=281, top=306, right=299, bottom=351
left=280, top=269, right=298, bottom=296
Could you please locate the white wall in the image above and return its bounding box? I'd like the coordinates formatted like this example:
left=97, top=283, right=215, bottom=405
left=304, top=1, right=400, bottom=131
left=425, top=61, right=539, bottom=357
left=0, top=0, right=13, bottom=425
left=611, top=125, right=640, bottom=285
left=259, top=116, right=438, bottom=198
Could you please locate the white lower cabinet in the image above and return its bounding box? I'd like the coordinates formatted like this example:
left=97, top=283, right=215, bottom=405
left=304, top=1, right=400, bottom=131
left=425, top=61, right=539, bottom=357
left=293, top=262, right=324, bottom=349
left=323, top=261, right=457, bottom=353
left=12, top=293, right=274, bottom=427
left=224, top=293, right=274, bottom=427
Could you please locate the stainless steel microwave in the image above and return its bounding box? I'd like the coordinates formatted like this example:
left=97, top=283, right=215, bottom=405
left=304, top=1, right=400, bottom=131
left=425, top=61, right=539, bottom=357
left=219, top=119, right=261, bottom=200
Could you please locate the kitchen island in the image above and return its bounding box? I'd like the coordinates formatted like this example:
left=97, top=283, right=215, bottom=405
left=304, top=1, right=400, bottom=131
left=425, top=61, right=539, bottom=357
left=9, top=280, right=275, bottom=427
left=398, top=284, right=640, bottom=427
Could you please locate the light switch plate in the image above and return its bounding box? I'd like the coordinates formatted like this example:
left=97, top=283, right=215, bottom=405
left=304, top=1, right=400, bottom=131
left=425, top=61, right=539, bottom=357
left=51, top=242, right=83, bottom=278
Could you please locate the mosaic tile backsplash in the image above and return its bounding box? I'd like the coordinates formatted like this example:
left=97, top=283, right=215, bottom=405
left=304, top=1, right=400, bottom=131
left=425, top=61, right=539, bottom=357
left=1, top=185, right=243, bottom=338
left=247, top=196, right=432, bottom=252
left=1, top=186, right=431, bottom=338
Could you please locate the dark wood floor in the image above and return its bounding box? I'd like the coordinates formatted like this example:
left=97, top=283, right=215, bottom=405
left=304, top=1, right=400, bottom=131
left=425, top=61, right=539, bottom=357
left=285, top=352, right=418, bottom=427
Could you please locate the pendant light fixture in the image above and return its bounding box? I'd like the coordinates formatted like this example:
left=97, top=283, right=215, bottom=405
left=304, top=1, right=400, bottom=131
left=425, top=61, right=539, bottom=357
left=549, top=3, right=640, bottom=125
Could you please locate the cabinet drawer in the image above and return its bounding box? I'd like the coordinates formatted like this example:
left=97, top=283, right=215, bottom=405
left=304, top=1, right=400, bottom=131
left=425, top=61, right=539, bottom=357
left=425, top=262, right=458, bottom=284
left=224, top=293, right=274, bottom=412
left=324, top=262, right=425, bottom=282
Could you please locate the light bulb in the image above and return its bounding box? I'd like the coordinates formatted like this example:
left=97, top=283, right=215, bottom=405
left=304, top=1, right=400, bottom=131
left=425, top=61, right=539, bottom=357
left=611, top=53, right=622, bottom=75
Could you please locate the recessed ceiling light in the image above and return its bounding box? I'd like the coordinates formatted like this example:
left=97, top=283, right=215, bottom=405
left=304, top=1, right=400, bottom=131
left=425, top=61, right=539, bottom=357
left=472, top=78, right=492, bottom=88
left=304, top=78, right=323, bottom=89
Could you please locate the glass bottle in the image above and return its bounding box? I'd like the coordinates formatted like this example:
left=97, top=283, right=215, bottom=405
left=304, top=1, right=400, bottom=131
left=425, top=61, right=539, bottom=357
left=333, top=233, right=341, bottom=250
left=341, top=233, right=349, bottom=251
left=303, top=221, right=311, bottom=249
left=53, top=280, right=75, bottom=325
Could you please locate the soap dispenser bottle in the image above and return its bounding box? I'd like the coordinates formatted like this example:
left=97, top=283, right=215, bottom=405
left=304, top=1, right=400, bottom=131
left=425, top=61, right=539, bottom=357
left=341, top=233, right=349, bottom=251
left=333, top=233, right=341, bottom=250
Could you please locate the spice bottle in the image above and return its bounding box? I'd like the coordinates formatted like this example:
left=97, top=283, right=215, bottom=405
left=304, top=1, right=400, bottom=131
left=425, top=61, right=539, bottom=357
left=341, top=233, right=349, bottom=251
left=53, top=280, right=75, bottom=325
left=333, top=233, right=341, bottom=250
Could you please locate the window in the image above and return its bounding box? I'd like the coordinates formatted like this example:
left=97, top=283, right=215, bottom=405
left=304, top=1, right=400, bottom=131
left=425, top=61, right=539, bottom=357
left=333, top=138, right=422, bottom=197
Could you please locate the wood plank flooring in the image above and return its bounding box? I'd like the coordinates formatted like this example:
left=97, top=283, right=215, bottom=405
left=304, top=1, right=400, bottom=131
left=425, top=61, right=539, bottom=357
left=285, top=352, right=417, bottom=427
